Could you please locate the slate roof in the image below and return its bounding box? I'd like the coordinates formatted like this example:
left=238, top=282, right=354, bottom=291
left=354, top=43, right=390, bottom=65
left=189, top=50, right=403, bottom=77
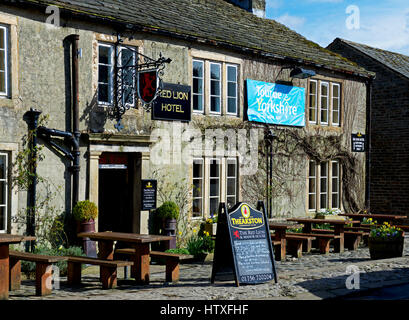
left=331, top=38, right=409, bottom=79
left=12, top=0, right=374, bottom=78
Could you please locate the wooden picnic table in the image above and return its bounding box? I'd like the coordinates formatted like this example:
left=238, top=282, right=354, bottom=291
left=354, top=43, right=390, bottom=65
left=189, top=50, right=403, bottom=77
left=339, top=213, right=408, bottom=225
left=77, top=231, right=173, bottom=285
left=0, top=234, right=36, bottom=300
left=286, top=218, right=360, bottom=253
left=268, top=222, right=303, bottom=260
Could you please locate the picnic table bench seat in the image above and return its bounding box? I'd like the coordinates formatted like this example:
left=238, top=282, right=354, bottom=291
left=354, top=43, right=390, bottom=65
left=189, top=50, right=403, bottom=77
left=311, top=228, right=368, bottom=250
left=66, top=256, right=133, bottom=289
left=286, top=232, right=341, bottom=254
left=270, top=234, right=316, bottom=258
left=115, top=248, right=193, bottom=282
left=9, top=250, right=67, bottom=296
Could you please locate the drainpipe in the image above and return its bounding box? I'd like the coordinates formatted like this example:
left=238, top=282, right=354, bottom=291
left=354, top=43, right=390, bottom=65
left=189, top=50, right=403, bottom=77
left=365, top=77, right=373, bottom=210
left=70, top=34, right=80, bottom=210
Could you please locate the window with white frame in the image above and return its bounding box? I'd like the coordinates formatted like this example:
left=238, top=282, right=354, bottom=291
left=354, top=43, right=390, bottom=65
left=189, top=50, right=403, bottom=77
left=308, top=79, right=341, bottom=127
left=193, top=59, right=204, bottom=112
left=0, top=25, right=9, bottom=97
left=209, top=158, right=221, bottom=216
left=319, top=162, right=328, bottom=209
left=309, top=80, right=317, bottom=124
left=98, top=43, right=114, bottom=104
left=332, top=83, right=340, bottom=126
left=308, top=160, right=316, bottom=211
left=98, top=43, right=137, bottom=106
left=191, top=59, right=239, bottom=116
left=210, top=63, right=221, bottom=114
left=320, top=82, right=329, bottom=125
left=308, top=160, right=341, bottom=212
left=226, top=158, right=237, bottom=208
left=226, top=65, right=238, bottom=115
left=331, top=160, right=340, bottom=208
left=0, top=153, right=8, bottom=232
left=120, top=47, right=136, bottom=107
left=192, top=159, right=204, bottom=218
left=192, top=157, right=239, bottom=219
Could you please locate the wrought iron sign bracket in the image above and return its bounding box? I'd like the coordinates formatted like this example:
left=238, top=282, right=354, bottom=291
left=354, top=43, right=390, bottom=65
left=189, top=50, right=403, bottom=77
left=111, top=33, right=172, bottom=130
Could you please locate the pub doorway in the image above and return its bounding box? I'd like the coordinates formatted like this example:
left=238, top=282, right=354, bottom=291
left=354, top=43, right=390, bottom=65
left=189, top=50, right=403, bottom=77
left=98, top=152, right=135, bottom=233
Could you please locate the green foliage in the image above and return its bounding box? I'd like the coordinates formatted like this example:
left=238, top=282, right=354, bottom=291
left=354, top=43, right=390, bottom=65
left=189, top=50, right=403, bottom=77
left=165, top=248, right=190, bottom=255
left=312, top=223, right=332, bottom=230
left=19, top=245, right=85, bottom=277
left=73, top=200, right=98, bottom=221
left=370, top=222, right=403, bottom=240
left=186, top=229, right=215, bottom=258
left=156, top=201, right=180, bottom=220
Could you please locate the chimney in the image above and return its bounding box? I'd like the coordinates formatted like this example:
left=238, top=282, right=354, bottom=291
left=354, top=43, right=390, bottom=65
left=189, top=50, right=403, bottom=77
left=225, top=0, right=266, bottom=18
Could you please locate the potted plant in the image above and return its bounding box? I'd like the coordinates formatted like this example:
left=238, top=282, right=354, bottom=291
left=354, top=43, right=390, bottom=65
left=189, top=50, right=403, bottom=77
left=156, top=201, right=179, bottom=249
left=315, top=208, right=345, bottom=220
left=73, top=200, right=98, bottom=257
left=204, top=213, right=218, bottom=236
left=187, top=229, right=215, bottom=262
left=368, top=222, right=404, bottom=260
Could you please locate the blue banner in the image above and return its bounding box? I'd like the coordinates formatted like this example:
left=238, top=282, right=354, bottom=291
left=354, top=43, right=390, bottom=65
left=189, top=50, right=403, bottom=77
left=246, top=79, right=306, bottom=127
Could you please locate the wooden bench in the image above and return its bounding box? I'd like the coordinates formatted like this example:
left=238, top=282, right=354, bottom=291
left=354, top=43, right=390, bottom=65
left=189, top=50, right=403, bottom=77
left=286, top=232, right=341, bottom=254
left=66, top=256, right=133, bottom=289
left=9, top=250, right=67, bottom=296
left=271, top=234, right=315, bottom=258
left=312, top=229, right=368, bottom=250
left=115, top=248, right=193, bottom=282
left=270, top=239, right=283, bottom=261
left=285, top=234, right=316, bottom=257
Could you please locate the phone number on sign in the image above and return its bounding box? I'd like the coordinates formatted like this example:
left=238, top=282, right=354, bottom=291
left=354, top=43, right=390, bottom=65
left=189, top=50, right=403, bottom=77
left=240, top=273, right=272, bottom=283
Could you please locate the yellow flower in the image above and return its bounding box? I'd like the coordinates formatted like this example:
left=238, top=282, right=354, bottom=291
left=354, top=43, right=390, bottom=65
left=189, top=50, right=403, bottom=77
left=193, top=228, right=197, bottom=233
left=178, top=231, right=182, bottom=236
left=204, top=231, right=210, bottom=237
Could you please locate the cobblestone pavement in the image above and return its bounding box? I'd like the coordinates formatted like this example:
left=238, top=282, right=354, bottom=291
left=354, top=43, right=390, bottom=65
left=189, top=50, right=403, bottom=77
left=8, top=236, right=409, bottom=300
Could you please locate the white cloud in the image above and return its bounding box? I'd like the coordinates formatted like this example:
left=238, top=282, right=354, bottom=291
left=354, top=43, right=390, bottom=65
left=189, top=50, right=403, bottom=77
left=275, top=13, right=306, bottom=30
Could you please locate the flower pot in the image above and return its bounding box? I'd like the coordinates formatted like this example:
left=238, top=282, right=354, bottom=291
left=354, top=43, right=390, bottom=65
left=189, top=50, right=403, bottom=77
left=368, top=237, right=404, bottom=260
left=79, top=219, right=97, bottom=258
left=162, top=218, right=177, bottom=249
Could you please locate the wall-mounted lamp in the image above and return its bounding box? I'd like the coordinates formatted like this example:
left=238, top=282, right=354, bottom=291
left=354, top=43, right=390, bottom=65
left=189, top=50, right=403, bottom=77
left=290, top=67, right=316, bottom=79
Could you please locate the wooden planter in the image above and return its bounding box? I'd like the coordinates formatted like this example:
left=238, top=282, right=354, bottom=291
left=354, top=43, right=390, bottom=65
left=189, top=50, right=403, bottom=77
left=368, top=237, right=404, bottom=260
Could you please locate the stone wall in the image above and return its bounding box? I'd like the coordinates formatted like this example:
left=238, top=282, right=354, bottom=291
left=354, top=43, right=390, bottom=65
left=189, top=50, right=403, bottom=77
left=329, top=41, right=409, bottom=216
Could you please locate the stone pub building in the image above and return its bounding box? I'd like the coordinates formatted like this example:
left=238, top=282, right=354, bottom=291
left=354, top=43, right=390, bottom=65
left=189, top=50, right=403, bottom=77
left=0, top=0, right=373, bottom=245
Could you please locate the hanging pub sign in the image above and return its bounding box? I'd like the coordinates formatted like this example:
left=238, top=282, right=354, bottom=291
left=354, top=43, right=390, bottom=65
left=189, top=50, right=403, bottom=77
left=137, top=69, right=159, bottom=105
left=246, top=79, right=305, bottom=127
left=211, top=201, right=277, bottom=286
left=351, top=133, right=366, bottom=152
left=152, top=83, right=191, bottom=121
left=141, top=180, right=157, bottom=211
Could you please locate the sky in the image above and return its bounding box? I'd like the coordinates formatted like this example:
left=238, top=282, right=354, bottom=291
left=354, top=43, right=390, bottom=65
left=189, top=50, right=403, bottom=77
left=265, top=0, right=409, bottom=56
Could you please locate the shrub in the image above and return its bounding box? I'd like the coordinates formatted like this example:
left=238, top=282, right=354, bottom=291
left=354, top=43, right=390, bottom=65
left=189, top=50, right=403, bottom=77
left=165, top=248, right=190, bottom=255
left=156, top=201, right=179, bottom=220
left=20, top=246, right=85, bottom=277
left=186, top=230, right=214, bottom=258
left=73, top=200, right=98, bottom=221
